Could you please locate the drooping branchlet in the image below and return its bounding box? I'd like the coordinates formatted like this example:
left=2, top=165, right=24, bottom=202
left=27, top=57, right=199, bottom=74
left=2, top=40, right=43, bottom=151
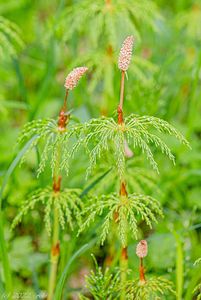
left=118, top=36, right=134, bottom=72
left=64, top=67, right=88, bottom=90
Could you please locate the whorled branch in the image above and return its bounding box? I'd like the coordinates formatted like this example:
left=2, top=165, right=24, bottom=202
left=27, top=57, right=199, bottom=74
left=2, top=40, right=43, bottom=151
left=72, top=114, right=190, bottom=178
left=79, top=255, right=120, bottom=299
left=17, top=118, right=83, bottom=177
left=11, top=187, right=83, bottom=236
left=78, top=193, right=163, bottom=247
left=124, top=277, right=175, bottom=300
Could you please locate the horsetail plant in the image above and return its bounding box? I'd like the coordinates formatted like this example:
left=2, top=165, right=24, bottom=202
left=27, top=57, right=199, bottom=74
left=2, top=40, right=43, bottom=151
left=124, top=240, right=175, bottom=299
left=74, top=35, right=189, bottom=298
left=79, top=240, right=175, bottom=299
left=79, top=254, right=120, bottom=300
left=12, top=67, right=88, bottom=299
left=10, top=35, right=190, bottom=299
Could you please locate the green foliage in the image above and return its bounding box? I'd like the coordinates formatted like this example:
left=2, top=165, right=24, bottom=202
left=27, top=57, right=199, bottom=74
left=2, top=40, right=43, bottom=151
left=195, top=258, right=201, bottom=266
left=79, top=193, right=163, bottom=247
left=79, top=255, right=120, bottom=300
left=57, top=0, right=161, bottom=45
left=11, top=187, right=83, bottom=235
left=175, top=3, right=201, bottom=41
left=193, top=258, right=201, bottom=300
left=0, top=16, right=24, bottom=58
left=17, top=118, right=81, bottom=177
left=54, top=0, right=160, bottom=103
left=87, top=158, right=160, bottom=195
left=74, top=114, right=190, bottom=178
left=194, top=283, right=201, bottom=300
left=125, top=277, right=175, bottom=300
left=0, top=0, right=200, bottom=298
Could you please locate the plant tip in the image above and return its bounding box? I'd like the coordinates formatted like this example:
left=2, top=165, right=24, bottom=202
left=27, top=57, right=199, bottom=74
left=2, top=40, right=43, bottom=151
left=118, top=35, right=134, bottom=72
left=136, top=240, right=148, bottom=258
left=64, top=67, right=88, bottom=90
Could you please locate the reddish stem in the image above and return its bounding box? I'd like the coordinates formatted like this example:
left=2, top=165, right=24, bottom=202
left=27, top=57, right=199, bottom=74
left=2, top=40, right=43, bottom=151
left=139, top=258, right=146, bottom=282
left=58, top=90, right=69, bottom=130
left=117, top=105, right=124, bottom=125
left=63, top=89, right=68, bottom=112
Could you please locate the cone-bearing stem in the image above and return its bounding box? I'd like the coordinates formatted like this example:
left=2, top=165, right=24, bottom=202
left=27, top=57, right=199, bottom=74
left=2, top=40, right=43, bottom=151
left=119, top=71, right=125, bottom=110
left=139, top=257, right=146, bottom=283
left=58, top=90, right=69, bottom=131
left=47, top=203, right=60, bottom=300
left=118, top=71, right=125, bottom=125
left=48, top=99, right=68, bottom=299
left=119, top=181, right=128, bottom=300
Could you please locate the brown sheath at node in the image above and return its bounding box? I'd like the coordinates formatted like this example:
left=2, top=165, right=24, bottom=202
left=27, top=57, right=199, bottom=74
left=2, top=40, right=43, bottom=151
left=58, top=110, right=68, bottom=130
left=121, top=247, right=128, bottom=260
left=52, top=242, right=60, bottom=257
left=107, top=45, right=113, bottom=56
left=120, top=181, right=128, bottom=196
left=53, top=176, right=62, bottom=193
left=117, top=105, right=124, bottom=124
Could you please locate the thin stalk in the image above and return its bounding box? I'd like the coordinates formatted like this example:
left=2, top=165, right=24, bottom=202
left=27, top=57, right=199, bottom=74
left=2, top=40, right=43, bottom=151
left=47, top=204, right=60, bottom=300
left=119, top=71, right=125, bottom=110
left=117, top=71, right=128, bottom=298
left=118, top=71, right=125, bottom=125
left=63, top=89, right=68, bottom=112
left=139, top=258, right=146, bottom=283
left=119, top=181, right=128, bottom=300
left=47, top=91, right=69, bottom=300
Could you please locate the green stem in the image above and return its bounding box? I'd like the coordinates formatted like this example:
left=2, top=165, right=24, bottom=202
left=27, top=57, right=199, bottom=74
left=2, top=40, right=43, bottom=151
left=120, top=246, right=128, bottom=300
left=47, top=204, right=60, bottom=300
left=118, top=70, right=128, bottom=298
left=47, top=90, right=68, bottom=299
left=119, top=181, right=128, bottom=300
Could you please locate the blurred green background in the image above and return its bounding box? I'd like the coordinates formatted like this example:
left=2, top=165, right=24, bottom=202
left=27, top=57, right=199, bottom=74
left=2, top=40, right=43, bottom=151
left=0, top=0, right=201, bottom=299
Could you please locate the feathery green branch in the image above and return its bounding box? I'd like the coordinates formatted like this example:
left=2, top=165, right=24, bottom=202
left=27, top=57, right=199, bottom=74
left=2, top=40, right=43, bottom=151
left=12, top=187, right=83, bottom=235
left=78, top=193, right=163, bottom=247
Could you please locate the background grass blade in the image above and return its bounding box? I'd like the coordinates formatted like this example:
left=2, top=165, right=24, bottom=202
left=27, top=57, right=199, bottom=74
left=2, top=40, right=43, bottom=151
left=0, top=214, right=12, bottom=299
left=54, top=240, right=96, bottom=300
left=0, top=135, right=38, bottom=297
left=80, top=168, right=111, bottom=198
left=0, top=135, right=38, bottom=205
